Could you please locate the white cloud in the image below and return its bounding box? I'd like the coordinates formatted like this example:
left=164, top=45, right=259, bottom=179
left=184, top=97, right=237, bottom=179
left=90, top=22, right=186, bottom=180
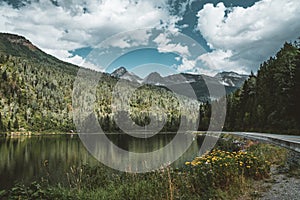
left=177, top=57, right=196, bottom=72
left=193, top=68, right=216, bottom=77
left=44, top=48, right=101, bottom=71
left=196, top=0, right=300, bottom=73
left=197, top=49, right=248, bottom=74
left=154, top=33, right=191, bottom=57
left=82, top=61, right=104, bottom=72
left=0, top=0, right=180, bottom=68
left=43, top=49, right=73, bottom=62
left=65, top=55, right=85, bottom=66
left=101, top=29, right=152, bottom=49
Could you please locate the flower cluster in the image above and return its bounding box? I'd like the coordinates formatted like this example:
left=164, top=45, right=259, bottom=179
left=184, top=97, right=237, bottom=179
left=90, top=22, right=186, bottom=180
left=185, top=149, right=271, bottom=188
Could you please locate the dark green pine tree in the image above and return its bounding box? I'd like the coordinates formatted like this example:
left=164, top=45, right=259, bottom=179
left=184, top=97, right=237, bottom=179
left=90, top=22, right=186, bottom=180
left=7, top=120, right=11, bottom=131
left=290, top=48, right=300, bottom=129
left=2, top=70, right=7, bottom=81
left=13, top=117, right=19, bottom=130
left=0, top=113, right=5, bottom=132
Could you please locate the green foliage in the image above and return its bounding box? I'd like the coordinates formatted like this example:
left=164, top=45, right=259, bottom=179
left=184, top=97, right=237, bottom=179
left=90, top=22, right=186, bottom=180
left=0, top=55, right=76, bottom=132
left=224, top=42, right=300, bottom=134
left=0, top=33, right=199, bottom=133
left=198, top=101, right=211, bottom=131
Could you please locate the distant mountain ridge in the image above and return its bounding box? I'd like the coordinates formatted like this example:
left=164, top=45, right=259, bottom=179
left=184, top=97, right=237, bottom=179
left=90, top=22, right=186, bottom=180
left=111, top=67, right=248, bottom=88
left=214, top=71, right=249, bottom=87
left=110, top=67, right=249, bottom=100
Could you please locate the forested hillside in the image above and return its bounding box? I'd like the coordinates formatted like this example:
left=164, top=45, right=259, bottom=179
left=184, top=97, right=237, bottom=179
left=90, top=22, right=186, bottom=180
left=0, top=33, right=199, bottom=133
left=2, top=33, right=298, bottom=134
left=0, top=35, right=77, bottom=132
left=224, top=42, right=300, bottom=134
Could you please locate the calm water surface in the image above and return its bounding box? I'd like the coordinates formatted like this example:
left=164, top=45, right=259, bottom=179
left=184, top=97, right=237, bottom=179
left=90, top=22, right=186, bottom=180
left=0, top=134, right=205, bottom=189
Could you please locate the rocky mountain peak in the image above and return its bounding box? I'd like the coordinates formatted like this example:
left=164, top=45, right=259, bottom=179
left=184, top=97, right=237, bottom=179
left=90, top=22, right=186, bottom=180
left=111, top=66, right=128, bottom=78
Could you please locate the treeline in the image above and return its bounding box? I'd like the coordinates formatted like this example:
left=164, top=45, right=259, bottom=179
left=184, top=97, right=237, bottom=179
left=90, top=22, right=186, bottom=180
left=223, top=42, right=300, bottom=134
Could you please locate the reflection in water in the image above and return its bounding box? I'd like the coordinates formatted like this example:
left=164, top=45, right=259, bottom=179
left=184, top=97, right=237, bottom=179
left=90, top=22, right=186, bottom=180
left=0, top=134, right=205, bottom=189
left=83, top=133, right=199, bottom=172
left=0, top=135, right=98, bottom=189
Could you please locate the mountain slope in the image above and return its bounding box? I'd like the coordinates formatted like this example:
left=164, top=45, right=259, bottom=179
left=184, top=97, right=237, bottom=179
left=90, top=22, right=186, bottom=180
left=0, top=33, right=199, bottom=133
left=0, top=33, right=79, bottom=131
left=0, top=33, right=79, bottom=75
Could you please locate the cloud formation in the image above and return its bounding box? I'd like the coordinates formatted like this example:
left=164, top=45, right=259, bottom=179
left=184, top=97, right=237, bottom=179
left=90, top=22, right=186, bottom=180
left=196, top=0, right=300, bottom=74
left=154, top=33, right=191, bottom=57
left=0, top=0, right=179, bottom=67
left=1, top=0, right=300, bottom=75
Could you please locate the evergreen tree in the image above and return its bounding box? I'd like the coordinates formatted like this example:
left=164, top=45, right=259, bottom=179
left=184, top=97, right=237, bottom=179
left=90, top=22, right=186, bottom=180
left=13, top=117, right=19, bottom=130
left=0, top=113, right=5, bottom=132
left=223, top=42, right=300, bottom=134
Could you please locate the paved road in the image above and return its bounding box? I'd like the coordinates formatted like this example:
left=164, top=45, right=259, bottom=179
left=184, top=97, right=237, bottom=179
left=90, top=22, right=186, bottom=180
left=221, top=132, right=300, bottom=153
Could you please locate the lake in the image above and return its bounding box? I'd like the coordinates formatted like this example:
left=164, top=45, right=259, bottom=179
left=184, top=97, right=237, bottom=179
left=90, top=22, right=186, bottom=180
left=0, top=133, right=210, bottom=190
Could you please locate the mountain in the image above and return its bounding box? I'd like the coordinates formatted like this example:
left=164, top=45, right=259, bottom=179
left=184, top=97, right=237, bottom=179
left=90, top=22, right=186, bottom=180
left=111, top=66, right=127, bottom=78
left=111, top=67, right=248, bottom=101
left=0, top=33, right=199, bottom=133
left=111, top=66, right=142, bottom=83
left=0, top=33, right=82, bottom=132
left=143, top=72, right=166, bottom=85
left=111, top=67, right=248, bottom=88
left=164, top=72, right=248, bottom=90
left=0, top=33, right=78, bottom=75
left=162, top=73, right=239, bottom=101
left=214, top=71, right=248, bottom=88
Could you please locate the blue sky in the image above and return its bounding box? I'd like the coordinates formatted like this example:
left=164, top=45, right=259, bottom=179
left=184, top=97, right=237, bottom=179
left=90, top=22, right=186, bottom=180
left=1, top=0, right=300, bottom=76
left=70, top=0, right=260, bottom=76
left=71, top=0, right=259, bottom=55
left=106, top=49, right=180, bottom=75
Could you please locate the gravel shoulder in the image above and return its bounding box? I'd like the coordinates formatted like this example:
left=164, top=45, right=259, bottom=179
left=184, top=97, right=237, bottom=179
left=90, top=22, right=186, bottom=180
left=259, top=150, right=300, bottom=200
left=260, top=167, right=300, bottom=200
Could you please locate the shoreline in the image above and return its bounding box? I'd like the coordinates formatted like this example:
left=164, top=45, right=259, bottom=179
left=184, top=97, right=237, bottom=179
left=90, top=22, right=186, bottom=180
left=0, top=131, right=203, bottom=137
left=0, top=131, right=75, bottom=137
